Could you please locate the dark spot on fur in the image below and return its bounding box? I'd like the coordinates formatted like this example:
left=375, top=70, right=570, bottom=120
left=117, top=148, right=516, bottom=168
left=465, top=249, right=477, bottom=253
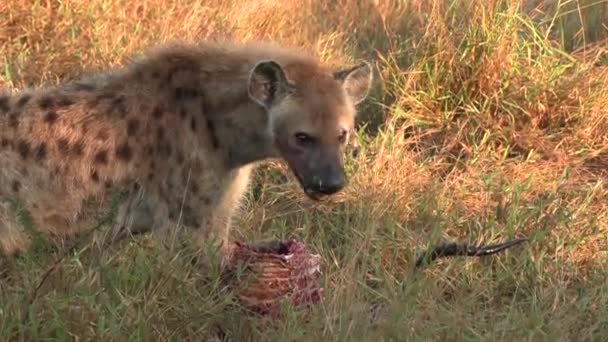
left=17, top=140, right=30, bottom=159
left=224, top=118, right=237, bottom=129
left=115, top=143, right=132, bottom=161
left=112, top=96, right=128, bottom=118
left=39, top=96, right=54, bottom=110
left=156, top=126, right=165, bottom=141
left=190, top=117, right=196, bottom=131
left=11, top=180, right=20, bottom=192
left=91, top=170, right=100, bottom=182
left=73, top=141, right=84, bottom=156
left=1, top=138, right=9, bottom=148
left=202, top=93, right=249, bottom=117
left=180, top=168, right=189, bottom=180
left=201, top=96, right=210, bottom=114
left=191, top=183, right=199, bottom=194
left=144, top=144, right=154, bottom=156
left=202, top=197, right=211, bottom=205
left=96, top=129, right=109, bottom=141
left=57, top=139, right=70, bottom=155
left=152, top=106, right=164, bottom=119
left=226, top=149, right=235, bottom=164
left=163, top=143, right=172, bottom=157
left=94, top=150, right=109, bottom=164
left=126, top=119, right=139, bottom=136
left=206, top=119, right=220, bottom=149
left=176, top=87, right=198, bottom=100
left=189, top=88, right=199, bottom=97
left=56, top=139, right=83, bottom=157
left=174, top=87, right=186, bottom=100
left=185, top=216, right=201, bottom=228
left=95, top=92, right=114, bottom=102
left=74, top=82, right=96, bottom=92
left=44, top=111, right=58, bottom=124
left=17, top=94, right=31, bottom=107
left=35, top=143, right=47, bottom=160
left=182, top=205, right=200, bottom=228
left=168, top=212, right=176, bottom=220
left=250, top=132, right=266, bottom=147
left=151, top=70, right=161, bottom=79
left=157, top=142, right=172, bottom=157
left=8, top=113, right=19, bottom=128
left=133, top=69, right=144, bottom=80
left=177, top=151, right=185, bottom=165
left=57, top=96, right=74, bottom=107
left=0, top=95, right=9, bottom=113
left=147, top=172, right=154, bottom=181
left=88, top=92, right=113, bottom=108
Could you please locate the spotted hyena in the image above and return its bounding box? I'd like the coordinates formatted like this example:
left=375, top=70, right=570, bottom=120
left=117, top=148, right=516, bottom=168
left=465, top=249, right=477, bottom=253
left=0, top=41, right=373, bottom=257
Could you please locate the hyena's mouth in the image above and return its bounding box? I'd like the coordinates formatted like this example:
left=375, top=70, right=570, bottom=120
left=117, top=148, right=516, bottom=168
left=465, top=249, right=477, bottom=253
left=303, top=188, right=327, bottom=201
left=292, top=172, right=327, bottom=201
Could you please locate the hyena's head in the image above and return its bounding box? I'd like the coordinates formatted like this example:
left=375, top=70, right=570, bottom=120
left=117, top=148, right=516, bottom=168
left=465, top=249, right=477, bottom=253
left=247, top=58, right=373, bottom=200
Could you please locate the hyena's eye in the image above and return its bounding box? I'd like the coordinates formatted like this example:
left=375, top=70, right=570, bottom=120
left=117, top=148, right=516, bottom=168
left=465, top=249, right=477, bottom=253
left=294, top=132, right=314, bottom=146
left=337, top=129, right=348, bottom=144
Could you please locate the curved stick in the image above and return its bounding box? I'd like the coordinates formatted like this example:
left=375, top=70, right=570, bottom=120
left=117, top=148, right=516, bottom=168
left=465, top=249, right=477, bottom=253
left=414, top=237, right=528, bottom=269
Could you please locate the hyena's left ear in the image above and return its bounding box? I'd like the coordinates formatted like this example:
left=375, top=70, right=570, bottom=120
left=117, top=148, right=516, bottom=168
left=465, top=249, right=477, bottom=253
left=248, top=60, right=291, bottom=109
left=334, top=61, right=373, bottom=105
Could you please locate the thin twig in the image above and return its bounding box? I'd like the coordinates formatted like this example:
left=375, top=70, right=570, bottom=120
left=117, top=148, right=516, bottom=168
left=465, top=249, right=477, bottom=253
left=414, top=237, right=529, bottom=269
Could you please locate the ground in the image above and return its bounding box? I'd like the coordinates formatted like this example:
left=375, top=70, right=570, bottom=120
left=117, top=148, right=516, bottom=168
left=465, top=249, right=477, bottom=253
left=1, top=0, right=607, bottom=340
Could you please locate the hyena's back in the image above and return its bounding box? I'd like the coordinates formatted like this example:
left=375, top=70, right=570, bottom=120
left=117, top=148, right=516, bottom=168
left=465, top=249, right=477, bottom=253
left=0, top=78, right=141, bottom=252
left=0, top=54, right=220, bottom=253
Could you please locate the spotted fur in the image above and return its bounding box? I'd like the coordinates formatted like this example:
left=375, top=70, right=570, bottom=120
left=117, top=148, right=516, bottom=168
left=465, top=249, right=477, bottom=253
left=0, top=41, right=373, bottom=256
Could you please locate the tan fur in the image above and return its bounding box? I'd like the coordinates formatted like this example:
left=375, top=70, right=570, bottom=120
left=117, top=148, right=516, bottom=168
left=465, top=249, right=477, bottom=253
left=0, top=41, right=372, bottom=256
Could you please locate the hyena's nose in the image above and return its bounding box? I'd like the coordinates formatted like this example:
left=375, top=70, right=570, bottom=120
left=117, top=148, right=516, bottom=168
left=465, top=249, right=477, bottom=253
left=314, top=173, right=345, bottom=195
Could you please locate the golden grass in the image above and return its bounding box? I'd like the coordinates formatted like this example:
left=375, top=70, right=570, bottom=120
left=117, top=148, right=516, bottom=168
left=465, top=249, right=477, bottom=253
left=1, top=0, right=608, bottom=340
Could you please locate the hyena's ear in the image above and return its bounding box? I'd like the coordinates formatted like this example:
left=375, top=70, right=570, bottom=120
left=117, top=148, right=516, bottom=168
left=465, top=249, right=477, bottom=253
left=248, top=60, right=290, bottom=109
left=334, top=61, right=373, bottom=105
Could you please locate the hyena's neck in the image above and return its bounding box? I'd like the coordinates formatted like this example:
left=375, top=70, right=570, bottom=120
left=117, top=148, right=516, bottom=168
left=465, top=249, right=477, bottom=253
left=119, top=50, right=280, bottom=170
left=204, top=89, right=279, bottom=169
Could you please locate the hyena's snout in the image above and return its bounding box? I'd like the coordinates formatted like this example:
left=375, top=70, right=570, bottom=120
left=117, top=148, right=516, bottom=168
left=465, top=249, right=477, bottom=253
left=304, top=159, right=345, bottom=197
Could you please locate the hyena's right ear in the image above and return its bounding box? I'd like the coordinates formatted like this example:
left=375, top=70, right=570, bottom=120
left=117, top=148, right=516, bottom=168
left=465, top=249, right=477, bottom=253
left=248, top=60, right=291, bottom=109
left=334, top=61, right=373, bottom=105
